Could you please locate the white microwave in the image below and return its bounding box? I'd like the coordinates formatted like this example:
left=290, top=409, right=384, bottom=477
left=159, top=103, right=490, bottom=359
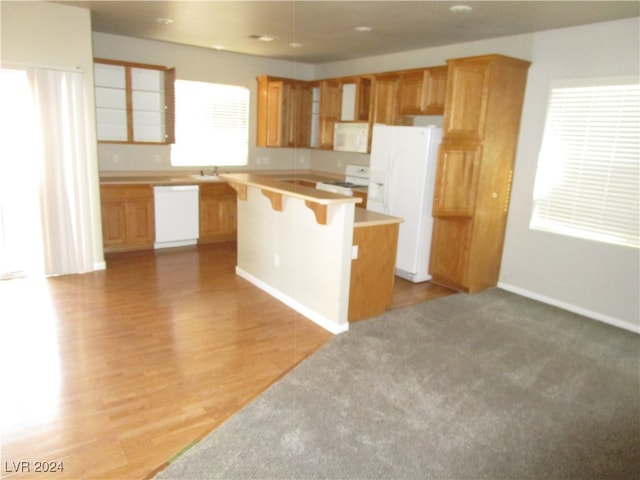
left=333, top=122, right=369, bottom=153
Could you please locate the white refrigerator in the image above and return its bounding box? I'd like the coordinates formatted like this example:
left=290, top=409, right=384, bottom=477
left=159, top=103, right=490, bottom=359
left=367, top=124, right=442, bottom=283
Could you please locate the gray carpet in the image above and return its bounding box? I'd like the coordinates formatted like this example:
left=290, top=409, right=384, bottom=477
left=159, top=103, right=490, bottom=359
left=156, top=288, right=640, bottom=479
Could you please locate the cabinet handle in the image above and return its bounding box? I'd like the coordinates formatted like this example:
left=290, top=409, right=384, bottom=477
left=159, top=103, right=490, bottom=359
left=491, top=192, right=498, bottom=199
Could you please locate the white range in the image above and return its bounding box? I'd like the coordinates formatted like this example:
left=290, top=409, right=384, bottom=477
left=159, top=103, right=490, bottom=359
left=315, top=164, right=369, bottom=196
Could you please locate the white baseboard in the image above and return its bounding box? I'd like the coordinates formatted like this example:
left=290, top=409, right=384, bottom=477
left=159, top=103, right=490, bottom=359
left=497, top=282, right=639, bottom=334
left=235, top=266, right=348, bottom=335
left=93, top=261, right=106, bottom=271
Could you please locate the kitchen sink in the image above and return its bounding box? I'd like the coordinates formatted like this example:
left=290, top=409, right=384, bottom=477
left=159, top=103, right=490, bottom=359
left=189, top=174, right=223, bottom=182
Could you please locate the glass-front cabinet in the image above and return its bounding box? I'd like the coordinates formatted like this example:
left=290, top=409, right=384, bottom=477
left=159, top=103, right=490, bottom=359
left=94, top=58, right=175, bottom=144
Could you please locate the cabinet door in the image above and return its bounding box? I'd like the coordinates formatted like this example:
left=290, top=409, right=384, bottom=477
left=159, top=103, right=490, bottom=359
left=199, top=183, right=237, bottom=243
left=373, top=75, right=398, bottom=125
left=101, top=202, right=127, bottom=248
left=424, top=66, right=447, bottom=114
left=266, top=80, right=285, bottom=147
left=432, top=143, right=482, bottom=217
left=94, top=63, right=128, bottom=141
left=429, top=218, right=472, bottom=289
left=131, top=67, right=166, bottom=143
left=318, top=80, right=341, bottom=149
left=289, top=82, right=312, bottom=148
left=126, top=199, right=155, bottom=245
left=443, top=60, right=491, bottom=140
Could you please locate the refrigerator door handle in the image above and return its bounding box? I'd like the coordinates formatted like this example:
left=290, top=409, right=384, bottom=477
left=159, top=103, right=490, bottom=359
left=384, top=156, right=395, bottom=214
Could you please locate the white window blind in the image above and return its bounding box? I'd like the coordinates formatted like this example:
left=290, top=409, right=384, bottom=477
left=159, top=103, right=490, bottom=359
left=171, top=80, right=249, bottom=166
left=530, top=77, right=640, bottom=248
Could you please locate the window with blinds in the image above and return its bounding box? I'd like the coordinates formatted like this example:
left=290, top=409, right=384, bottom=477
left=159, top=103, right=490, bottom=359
left=171, top=79, right=249, bottom=166
left=530, top=77, right=639, bottom=248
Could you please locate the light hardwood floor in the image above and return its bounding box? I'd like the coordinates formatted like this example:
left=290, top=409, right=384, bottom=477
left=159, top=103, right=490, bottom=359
left=0, top=243, right=453, bottom=479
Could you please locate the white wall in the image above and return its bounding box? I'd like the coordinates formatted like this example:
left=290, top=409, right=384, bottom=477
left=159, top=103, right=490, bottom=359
left=92, top=32, right=315, bottom=173
left=499, top=17, right=640, bottom=332
left=1, top=0, right=104, bottom=269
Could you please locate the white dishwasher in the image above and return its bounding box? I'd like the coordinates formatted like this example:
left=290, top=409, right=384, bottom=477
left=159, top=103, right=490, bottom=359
left=153, top=185, right=199, bottom=249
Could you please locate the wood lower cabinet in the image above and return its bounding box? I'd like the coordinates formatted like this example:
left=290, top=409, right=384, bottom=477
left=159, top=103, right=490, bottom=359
left=100, top=185, right=155, bottom=253
left=429, top=217, right=472, bottom=288
left=429, top=54, right=531, bottom=293
left=199, top=183, right=237, bottom=244
left=349, top=219, right=400, bottom=322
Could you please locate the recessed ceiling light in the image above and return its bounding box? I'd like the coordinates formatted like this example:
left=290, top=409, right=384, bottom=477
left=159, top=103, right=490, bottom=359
left=289, top=42, right=303, bottom=48
left=355, top=26, right=373, bottom=32
left=449, top=5, right=473, bottom=13
left=255, top=35, right=275, bottom=42
left=212, top=45, right=225, bottom=50
left=155, top=17, right=174, bottom=25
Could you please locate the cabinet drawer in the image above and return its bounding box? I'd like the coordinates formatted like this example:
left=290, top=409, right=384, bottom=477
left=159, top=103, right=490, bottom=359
left=101, top=184, right=153, bottom=201
left=199, top=182, right=235, bottom=197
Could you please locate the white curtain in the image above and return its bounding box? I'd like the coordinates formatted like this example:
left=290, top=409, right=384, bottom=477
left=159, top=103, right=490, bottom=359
left=0, top=69, right=45, bottom=277
left=0, top=67, right=101, bottom=277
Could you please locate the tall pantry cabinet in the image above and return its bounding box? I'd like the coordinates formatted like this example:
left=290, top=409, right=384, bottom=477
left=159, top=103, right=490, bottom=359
left=429, top=54, right=531, bottom=293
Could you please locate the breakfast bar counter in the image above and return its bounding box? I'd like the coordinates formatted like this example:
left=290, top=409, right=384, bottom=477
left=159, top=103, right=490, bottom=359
left=220, top=173, right=401, bottom=332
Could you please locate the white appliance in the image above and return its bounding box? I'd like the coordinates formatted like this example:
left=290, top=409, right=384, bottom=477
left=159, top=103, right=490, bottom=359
left=367, top=124, right=442, bottom=283
left=316, top=164, right=369, bottom=196
left=153, top=185, right=199, bottom=249
left=333, top=122, right=369, bottom=153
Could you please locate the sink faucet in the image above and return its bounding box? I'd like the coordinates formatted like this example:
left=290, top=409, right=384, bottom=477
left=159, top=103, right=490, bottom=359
left=200, top=166, right=218, bottom=177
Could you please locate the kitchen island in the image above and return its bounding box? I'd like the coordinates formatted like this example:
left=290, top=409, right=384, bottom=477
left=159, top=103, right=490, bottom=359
left=221, top=173, right=401, bottom=333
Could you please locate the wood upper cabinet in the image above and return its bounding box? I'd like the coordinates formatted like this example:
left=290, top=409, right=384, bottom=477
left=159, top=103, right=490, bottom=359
left=94, top=58, right=175, bottom=144
left=317, top=79, right=342, bottom=149
left=398, top=66, right=447, bottom=116
left=339, top=76, right=372, bottom=122
left=372, top=74, right=399, bottom=125
left=199, top=183, right=237, bottom=244
left=442, top=60, right=492, bottom=140
left=100, top=185, right=155, bottom=252
left=290, top=82, right=312, bottom=147
left=424, top=66, right=447, bottom=114
left=430, top=54, right=531, bottom=293
left=256, top=76, right=312, bottom=148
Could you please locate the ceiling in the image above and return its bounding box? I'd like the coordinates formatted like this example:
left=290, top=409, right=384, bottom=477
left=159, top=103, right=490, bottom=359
left=54, top=1, right=640, bottom=64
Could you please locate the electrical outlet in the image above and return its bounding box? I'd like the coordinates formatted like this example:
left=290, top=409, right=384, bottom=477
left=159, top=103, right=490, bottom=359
left=112, top=154, right=120, bottom=164
left=274, top=254, right=280, bottom=267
